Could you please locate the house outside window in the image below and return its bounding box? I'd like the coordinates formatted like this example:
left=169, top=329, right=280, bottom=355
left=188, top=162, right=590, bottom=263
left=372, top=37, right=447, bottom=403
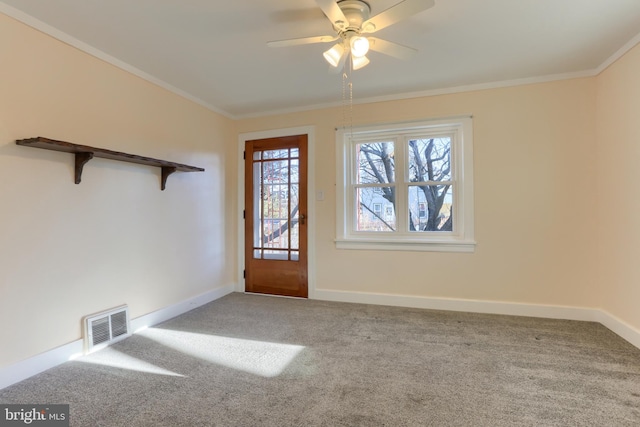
left=418, top=202, right=427, bottom=218
left=336, top=116, right=475, bottom=252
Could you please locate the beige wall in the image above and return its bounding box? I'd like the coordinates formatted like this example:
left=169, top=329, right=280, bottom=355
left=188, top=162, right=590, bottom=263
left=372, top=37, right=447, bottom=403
left=0, top=13, right=236, bottom=367
left=596, top=43, right=640, bottom=331
left=4, top=6, right=639, bottom=373
left=237, top=78, right=599, bottom=308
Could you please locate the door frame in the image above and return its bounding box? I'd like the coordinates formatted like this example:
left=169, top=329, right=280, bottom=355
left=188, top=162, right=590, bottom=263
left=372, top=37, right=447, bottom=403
left=237, top=126, right=316, bottom=297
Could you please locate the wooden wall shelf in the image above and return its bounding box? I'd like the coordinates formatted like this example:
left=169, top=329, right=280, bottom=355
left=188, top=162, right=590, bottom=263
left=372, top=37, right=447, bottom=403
left=16, top=137, right=205, bottom=190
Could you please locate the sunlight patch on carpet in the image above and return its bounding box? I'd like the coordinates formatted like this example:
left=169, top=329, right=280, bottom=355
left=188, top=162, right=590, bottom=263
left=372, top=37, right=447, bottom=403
left=140, top=328, right=305, bottom=377
left=76, top=347, right=185, bottom=377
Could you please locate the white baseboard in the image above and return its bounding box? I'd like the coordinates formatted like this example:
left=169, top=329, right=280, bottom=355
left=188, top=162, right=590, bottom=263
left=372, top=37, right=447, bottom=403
left=0, top=284, right=236, bottom=390
left=313, top=289, right=640, bottom=350
left=595, top=310, right=640, bottom=350
left=3, top=286, right=638, bottom=391
left=130, top=284, right=235, bottom=332
left=313, top=289, right=599, bottom=321
left=0, top=339, right=84, bottom=391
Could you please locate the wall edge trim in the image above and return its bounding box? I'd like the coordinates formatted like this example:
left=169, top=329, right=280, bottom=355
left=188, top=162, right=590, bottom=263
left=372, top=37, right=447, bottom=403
left=4, top=288, right=638, bottom=390
left=313, top=289, right=640, bottom=350
left=5, top=2, right=639, bottom=120
left=0, top=284, right=236, bottom=390
left=595, top=310, right=640, bottom=351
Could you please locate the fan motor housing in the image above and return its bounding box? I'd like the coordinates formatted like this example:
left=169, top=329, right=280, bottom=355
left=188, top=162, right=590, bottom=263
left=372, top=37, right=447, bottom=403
left=337, top=0, right=371, bottom=30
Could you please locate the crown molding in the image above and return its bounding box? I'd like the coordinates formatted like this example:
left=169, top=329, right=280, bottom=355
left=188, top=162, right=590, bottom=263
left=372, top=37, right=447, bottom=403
left=595, top=31, right=640, bottom=75
left=2, top=3, right=640, bottom=120
left=0, top=2, right=232, bottom=119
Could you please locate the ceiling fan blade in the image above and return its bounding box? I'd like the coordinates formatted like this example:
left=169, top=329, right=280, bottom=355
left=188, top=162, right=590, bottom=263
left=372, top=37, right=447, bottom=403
left=368, top=37, right=417, bottom=60
left=362, top=0, right=435, bottom=33
left=316, top=0, right=349, bottom=30
left=267, top=35, right=338, bottom=48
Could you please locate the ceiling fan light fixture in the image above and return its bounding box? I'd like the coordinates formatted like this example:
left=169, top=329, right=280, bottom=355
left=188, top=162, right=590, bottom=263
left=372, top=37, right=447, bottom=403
left=268, top=0, right=436, bottom=72
left=350, top=36, right=370, bottom=57
left=352, top=54, right=370, bottom=70
left=323, top=43, right=346, bottom=67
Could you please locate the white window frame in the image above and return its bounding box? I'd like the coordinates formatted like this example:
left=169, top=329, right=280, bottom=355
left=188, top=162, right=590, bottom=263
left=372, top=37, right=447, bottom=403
left=336, top=116, right=475, bottom=252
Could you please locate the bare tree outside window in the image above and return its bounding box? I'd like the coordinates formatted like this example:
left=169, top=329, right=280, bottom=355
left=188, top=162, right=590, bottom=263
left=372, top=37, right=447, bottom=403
left=356, top=141, right=396, bottom=231
left=253, top=148, right=300, bottom=259
left=336, top=117, right=474, bottom=252
left=355, top=138, right=452, bottom=233
left=408, top=137, right=453, bottom=232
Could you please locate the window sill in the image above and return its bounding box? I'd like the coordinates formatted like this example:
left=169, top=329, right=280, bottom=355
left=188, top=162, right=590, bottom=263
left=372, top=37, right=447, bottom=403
left=335, top=238, right=476, bottom=253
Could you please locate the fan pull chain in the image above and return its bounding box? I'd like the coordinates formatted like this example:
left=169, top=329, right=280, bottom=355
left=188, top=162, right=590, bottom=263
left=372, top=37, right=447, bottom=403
left=341, top=65, right=355, bottom=142
left=349, top=79, right=354, bottom=140
left=342, top=71, right=348, bottom=136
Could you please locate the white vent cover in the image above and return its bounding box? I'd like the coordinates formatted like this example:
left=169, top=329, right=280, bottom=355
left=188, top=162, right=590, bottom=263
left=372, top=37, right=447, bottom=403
left=83, top=305, right=131, bottom=353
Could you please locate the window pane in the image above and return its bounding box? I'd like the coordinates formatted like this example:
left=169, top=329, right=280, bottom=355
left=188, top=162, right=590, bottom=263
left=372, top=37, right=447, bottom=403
left=408, top=185, right=453, bottom=232
left=253, top=163, right=263, bottom=248
left=262, top=159, right=289, bottom=185
left=263, top=219, right=289, bottom=248
left=263, top=149, right=288, bottom=160
left=290, top=183, right=299, bottom=250
left=356, top=187, right=396, bottom=231
left=263, top=250, right=289, bottom=260
left=259, top=159, right=291, bottom=250
left=252, top=149, right=299, bottom=259
left=290, top=159, right=299, bottom=184
left=356, top=141, right=395, bottom=184
left=408, top=138, right=451, bottom=183
left=262, top=184, right=288, bottom=218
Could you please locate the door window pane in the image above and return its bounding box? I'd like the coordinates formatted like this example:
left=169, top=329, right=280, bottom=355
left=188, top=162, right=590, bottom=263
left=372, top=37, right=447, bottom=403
left=262, top=250, right=290, bottom=260
left=290, top=159, right=299, bottom=184
left=290, top=183, right=300, bottom=250
left=253, top=163, right=263, bottom=249
left=263, top=149, right=289, bottom=160
left=252, top=149, right=301, bottom=260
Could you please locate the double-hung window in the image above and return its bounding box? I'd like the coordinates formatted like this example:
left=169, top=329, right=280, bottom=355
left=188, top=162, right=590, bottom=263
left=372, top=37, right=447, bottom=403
left=336, top=116, right=475, bottom=252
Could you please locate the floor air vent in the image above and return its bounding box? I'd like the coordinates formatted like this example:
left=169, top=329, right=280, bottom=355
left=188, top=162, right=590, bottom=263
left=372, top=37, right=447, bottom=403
left=83, top=305, right=131, bottom=353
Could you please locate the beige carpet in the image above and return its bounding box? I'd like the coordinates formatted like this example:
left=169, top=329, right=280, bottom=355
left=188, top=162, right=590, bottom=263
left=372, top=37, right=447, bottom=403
left=2, top=293, right=640, bottom=426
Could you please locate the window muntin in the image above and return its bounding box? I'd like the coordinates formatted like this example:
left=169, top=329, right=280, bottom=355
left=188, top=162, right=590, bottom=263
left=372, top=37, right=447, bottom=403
left=336, top=117, right=474, bottom=252
left=350, top=132, right=455, bottom=235
left=252, top=148, right=301, bottom=261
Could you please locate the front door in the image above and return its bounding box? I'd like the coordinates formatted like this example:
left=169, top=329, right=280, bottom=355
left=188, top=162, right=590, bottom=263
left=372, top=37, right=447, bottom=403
left=244, top=135, right=308, bottom=298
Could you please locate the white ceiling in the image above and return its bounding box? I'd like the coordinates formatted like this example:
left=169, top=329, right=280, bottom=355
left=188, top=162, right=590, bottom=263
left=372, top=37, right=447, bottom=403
left=2, top=0, right=640, bottom=118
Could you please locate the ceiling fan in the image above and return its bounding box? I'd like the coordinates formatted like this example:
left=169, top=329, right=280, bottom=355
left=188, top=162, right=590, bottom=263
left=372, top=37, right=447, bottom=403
left=267, top=0, right=435, bottom=71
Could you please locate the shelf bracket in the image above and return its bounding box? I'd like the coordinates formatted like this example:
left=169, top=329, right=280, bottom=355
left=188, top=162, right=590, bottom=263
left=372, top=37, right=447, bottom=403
left=75, top=152, right=95, bottom=184
left=161, top=166, right=177, bottom=191
left=16, top=137, right=204, bottom=190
